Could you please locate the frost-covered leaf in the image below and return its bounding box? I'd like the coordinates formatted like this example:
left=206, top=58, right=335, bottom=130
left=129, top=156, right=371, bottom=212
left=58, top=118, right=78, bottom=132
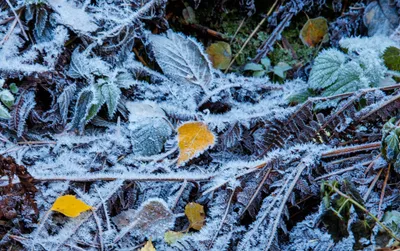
left=244, top=63, right=264, bottom=72
left=67, top=48, right=109, bottom=79
left=308, top=49, right=346, bottom=90
left=49, top=0, right=98, bottom=33
left=273, top=62, right=292, bottom=78
left=164, top=231, right=184, bottom=245
left=382, top=211, right=400, bottom=236
left=150, top=30, right=213, bottom=89
left=9, top=91, right=36, bottom=137
left=115, top=72, right=135, bottom=89
left=184, top=202, right=205, bottom=230
left=126, top=101, right=166, bottom=123
left=70, top=87, right=94, bottom=132
left=100, top=82, right=121, bottom=118
left=0, top=103, right=11, bottom=120
left=206, top=41, right=232, bottom=70
left=177, top=122, right=216, bottom=165
left=57, top=84, right=76, bottom=123
left=141, top=239, right=156, bottom=251
left=383, top=46, right=400, bottom=71
left=130, top=118, right=173, bottom=156
left=300, top=17, right=329, bottom=47
left=0, top=89, right=14, bottom=108
left=51, top=195, right=92, bottom=217
left=115, top=199, right=175, bottom=241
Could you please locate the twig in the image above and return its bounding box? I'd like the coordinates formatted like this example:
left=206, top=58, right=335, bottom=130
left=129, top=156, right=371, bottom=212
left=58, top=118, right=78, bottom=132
left=91, top=209, right=104, bottom=251
left=328, top=184, right=400, bottom=242
left=363, top=168, right=384, bottom=201
left=224, top=0, right=279, bottom=73
left=4, top=0, right=28, bottom=40
left=321, top=142, right=381, bottom=158
left=379, top=164, right=391, bottom=214
left=172, top=180, right=188, bottom=211
left=230, top=17, right=246, bottom=44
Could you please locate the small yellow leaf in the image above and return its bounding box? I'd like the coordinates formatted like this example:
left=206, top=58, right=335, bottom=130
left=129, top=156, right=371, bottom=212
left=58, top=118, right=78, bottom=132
left=300, top=17, right=329, bottom=47
left=164, top=231, right=184, bottom=245
left=140, top=239, right=156, bottom=251
left=51, top=195, right=92, bottom=217
left=206, top=42, right=232, bottom=70
left=177, top=122, right=216, bottom=165
left=184, top=202, right=205, bottom=230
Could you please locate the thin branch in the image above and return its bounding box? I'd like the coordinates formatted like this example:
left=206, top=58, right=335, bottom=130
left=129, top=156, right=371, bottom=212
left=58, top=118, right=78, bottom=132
left=379, top=164, right=391, bottom=214
left=4, top=0, right=28, bottom=40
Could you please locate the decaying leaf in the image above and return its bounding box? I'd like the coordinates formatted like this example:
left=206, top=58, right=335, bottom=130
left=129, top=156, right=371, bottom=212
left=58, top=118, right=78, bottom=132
left=177, top=122, right=216, bottom=165
left=184, top=202, right=205, bottom=230
left=164, top=231, right=184, bottom=245
left=300, top=17, right=329, bottom=47
left=140, top=239, right=156, bottom=251
left=51, top=195, right=92, bottom=217
left=383, top=46, right=400, bottom=71
left=206, top=42, right=232, bottom=70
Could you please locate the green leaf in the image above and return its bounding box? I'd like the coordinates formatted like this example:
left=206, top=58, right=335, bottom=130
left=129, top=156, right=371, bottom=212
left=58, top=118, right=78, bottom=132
left=261, top=57, right=271, bottom=69
left=309, top=49, right=347, bottom=90
left=70, top=88, right=94, bottom=132
left=0, top=90, right=14, bottom=108
left=100, top=82, right=121, bottom=118
left=244, top=63, right=264, bottom=72
left=272, top=62, right=292, bottom=78
left=383, top=46, right=400, bottom=71
left=253, top=70, right=266, bottom=77
left=0, top=103, right=11, bottom=120
left=164, top=231, right=184, bottom=245
left=287, top=88, right=315, bottom=104
left=9, top=83, right=18, bottom=94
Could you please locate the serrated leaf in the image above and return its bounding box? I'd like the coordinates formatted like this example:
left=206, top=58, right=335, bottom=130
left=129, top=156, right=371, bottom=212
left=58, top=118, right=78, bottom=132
left=150, top=30, right=213, bottom=89
left=177, top=122, right=216, bottom=165
left=244, top=63, right=264, bottom=72
left=164, top=231, right=184, bottom=245
left=70, top=88, right=94, bottom=132
left=0, top=89, right=14, bottom=108
left=57, top=84, right=76, bottom=123
left=115, top=72, right=135, bottom=89
left=184, top=202, right=205, bottom=230
left=140, top=239, right=156, bottom=251
left=206, top=41, right=232, bottom=70
left=9, top=91, right=36, bottom=137
left=309, top=49, right=347, bottom=90
left=383, top=46, right=400, bottom=71
left=130, top=118, right=172, bottom=156
left=300, top=17, right=329, bottom=47
left=385, top=130, right=400, bottom=160
left=51, top=195, right=92, bottom=217
left=126, top=101, right=166, bottom=123
left=100, top=82, right=121, bottom=118
left=35, top=7, right=48, bottom=37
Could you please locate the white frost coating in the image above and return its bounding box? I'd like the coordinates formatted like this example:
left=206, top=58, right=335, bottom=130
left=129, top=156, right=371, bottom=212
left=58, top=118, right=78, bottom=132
left=49, top=0, right=98, bottom=33
left=339, top=35, right=398, bottom=54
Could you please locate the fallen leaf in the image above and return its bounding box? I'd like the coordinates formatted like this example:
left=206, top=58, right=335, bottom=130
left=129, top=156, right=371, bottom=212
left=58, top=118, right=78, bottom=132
left=51, top=195, right=92, bottom=217
left=140, top=239, right=156, bottom=251
left=300, top=17, right=329, bottom=47
left=184, top=202, right=205, bottom=230
left=206, top=42, right=232, bottom=70
left=383, top=46, right=400, bottom=71
left=164, top=231, right=184, bottom=245
left=177, top=122, right=216, bottom=165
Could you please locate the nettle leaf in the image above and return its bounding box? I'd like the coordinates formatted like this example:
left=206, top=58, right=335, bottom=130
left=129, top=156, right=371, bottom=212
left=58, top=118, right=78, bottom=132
left=57, top=84, right=76, bottom=123
left=300, top=17, right=329, bottom=47
left=130, top=118, right=173, bottom=156
left=126, top=101, right=166, bottom=123
left=184, top=202, right=205, bottom=230
left=35, top=7, right=48, bottom=38
left=68, top=48, right=109, bottom=79
left=383, top=46, right=400, bottom=71
left=309, top=49, right=347, bottom=90
left=100, top=82, right=121, bottom=118
left=85, top=86, right=105, bottom=122
left=10, top=91, right=36, bottom=137
left=70, top=87, right=94, bottom=132
left=0, top=89, right=14, bottom=108
left=206, top=41, right=232, bottom=70
left=177, top=122, right=216, bottom=165
left=51, top=195, right=92, bottom=218
left=150, top=30, right=213, bottom=89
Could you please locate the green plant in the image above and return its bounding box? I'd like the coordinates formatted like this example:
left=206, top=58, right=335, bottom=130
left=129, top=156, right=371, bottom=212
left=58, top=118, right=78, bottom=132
left=244, top=57, right=291, bottom=79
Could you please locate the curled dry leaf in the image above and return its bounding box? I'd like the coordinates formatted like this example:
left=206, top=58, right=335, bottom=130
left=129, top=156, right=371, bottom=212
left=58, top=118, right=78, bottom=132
left=177, top=122, right=216, bottom=165
left=184, top=202, right=205, bottom=230
left=50, top=195, right=92, bottom=217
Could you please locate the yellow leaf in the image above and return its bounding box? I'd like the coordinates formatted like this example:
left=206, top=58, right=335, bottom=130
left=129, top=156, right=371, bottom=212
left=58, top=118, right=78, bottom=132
left=51, top=195, right=92, bottom=217
left=164, top=231, right=184, bottom=245
left=177, top=122, right=216, bottom=165
left=184, top=202, right=205, bottom=230
left=140, top=239, right=156, bottom=251
left=206, top=42, right=232, bottom=70
left=300, top=17, right=329, bottom=47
